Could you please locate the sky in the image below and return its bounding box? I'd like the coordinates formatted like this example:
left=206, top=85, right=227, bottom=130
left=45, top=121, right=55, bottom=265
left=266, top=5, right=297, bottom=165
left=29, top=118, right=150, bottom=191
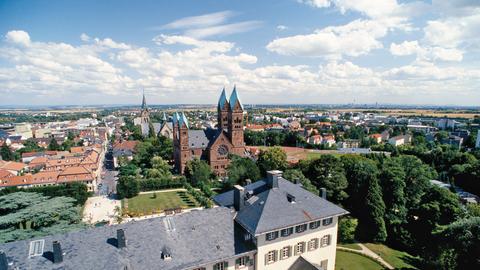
left=0, top=0, right=479, bottom=106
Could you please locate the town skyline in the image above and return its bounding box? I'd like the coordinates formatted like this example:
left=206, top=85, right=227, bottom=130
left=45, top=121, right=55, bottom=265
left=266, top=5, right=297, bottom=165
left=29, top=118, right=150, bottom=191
left=1, top=0, right=479, bottom=106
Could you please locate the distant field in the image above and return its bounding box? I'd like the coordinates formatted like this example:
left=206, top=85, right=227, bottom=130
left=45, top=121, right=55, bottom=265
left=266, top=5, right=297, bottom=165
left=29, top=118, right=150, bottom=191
left=334, top=109, right=479, bottom=119
left=123, top=191, right=199, bottom=216
left=336, top=250, right=384, bottom=270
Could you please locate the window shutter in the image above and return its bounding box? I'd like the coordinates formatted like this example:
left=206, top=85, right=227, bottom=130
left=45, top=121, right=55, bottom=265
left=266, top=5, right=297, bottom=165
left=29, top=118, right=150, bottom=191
left=224, top=261, right=228, bottom=268
left=236, top=258, right=240, bottom=264
left=327, top=235, right=331, bottom=245
left=265, top=253, right=268, bottom=265
left=294, top=245, right=298, bottom=256
left=288, top=246, right=292, bottom=257
left=274, top=250, right=278, bottom=262
left=245, top=256, right=250, bottom=263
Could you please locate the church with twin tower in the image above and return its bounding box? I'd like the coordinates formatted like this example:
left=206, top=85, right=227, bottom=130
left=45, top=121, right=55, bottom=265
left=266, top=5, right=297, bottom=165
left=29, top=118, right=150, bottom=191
left=173, top=86, right=246, bottom=176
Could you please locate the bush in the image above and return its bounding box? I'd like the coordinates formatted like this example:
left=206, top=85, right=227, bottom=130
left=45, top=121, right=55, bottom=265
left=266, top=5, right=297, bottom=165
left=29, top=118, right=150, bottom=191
left=0, top=182, right=91, bottom=205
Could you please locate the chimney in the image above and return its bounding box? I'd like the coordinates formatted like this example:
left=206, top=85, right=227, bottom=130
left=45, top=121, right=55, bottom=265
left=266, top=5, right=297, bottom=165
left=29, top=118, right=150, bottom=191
left=117, top=229, right=126, bottom=249
left=0, top=251, right=8, bottom=270
left=245, top=179, right=252, bottom=185
left=266, top=170, right=282, bottom=189
left=233, top=185, right=245, bottom=211
left=320, top=188, right=327, bottom=199
left=52, top=241, right=63, bottom=264
left=287, top=193, right=296, bottom=203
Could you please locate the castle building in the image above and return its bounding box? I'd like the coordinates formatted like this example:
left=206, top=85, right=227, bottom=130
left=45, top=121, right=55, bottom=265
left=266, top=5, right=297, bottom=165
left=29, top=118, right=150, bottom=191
left=0, top=170, right=348, bottom=270
left=173, top=87, right=245, bottom=175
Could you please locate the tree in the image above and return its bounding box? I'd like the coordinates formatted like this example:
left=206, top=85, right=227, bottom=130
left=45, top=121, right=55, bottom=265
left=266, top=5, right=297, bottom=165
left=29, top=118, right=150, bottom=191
left=116, top=176, right=139, bottom=199
left=0, top=143, right=14, bottom=161
left=380, top=158, right=407, bottom=240
left=360, top=174, right=387, bottom=242
left=147, top=156, right=172, bottom=178
left=399, top=155, right=436, bottom=210
left=434, top=217, right=480, bottom=270
left=184, top=158, right=215, bottom=186
left=283, top=169, right=318, bottom=195
left=48, top=138, right=61, bottom=151
left=227, top=155, right=261, bottom=186
left=0, top=192, right=84, bottom=243
left=304, top=155, right=348, bottom=204
left=338, top=217, right=358, bottom=243
left=257, top=147, right=287, bottom=174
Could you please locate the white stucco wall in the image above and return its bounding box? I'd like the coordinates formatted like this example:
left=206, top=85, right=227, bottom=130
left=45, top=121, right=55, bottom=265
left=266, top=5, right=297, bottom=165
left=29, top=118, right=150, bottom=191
left=255, top=216, right=339, bottom=270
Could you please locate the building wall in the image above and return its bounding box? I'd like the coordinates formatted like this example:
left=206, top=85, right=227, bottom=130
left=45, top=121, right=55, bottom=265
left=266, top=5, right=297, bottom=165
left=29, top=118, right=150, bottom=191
left=194, top=253, right=255, bottom=270
left=255, top=216, right=339, bottom=270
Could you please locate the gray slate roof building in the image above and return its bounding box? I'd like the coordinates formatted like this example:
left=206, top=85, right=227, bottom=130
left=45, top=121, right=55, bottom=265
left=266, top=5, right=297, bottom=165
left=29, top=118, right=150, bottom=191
left=214, top=173, right=348, bottom=235
left=0, top=207, right=255, bottom=270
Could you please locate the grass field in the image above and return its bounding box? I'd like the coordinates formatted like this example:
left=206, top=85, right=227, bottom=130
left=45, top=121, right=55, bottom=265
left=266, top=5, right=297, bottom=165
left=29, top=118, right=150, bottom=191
left=336, top=250, right=384, bottom=270
left=364, top=243, right=419, bottom=270
left=338, top=243, right=362, bottom=250
left=123, top=191, right=199, bottom=216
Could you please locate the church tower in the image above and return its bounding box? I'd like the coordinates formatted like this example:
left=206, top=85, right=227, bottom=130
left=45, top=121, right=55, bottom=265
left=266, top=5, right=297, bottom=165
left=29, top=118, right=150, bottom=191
left=173, top=112, right=191, bottom=174
left=228, top=86, right=245, bottom=154
left=217, top=87, right=230, bottom=131
left=139, top=90, right=150, bottom=124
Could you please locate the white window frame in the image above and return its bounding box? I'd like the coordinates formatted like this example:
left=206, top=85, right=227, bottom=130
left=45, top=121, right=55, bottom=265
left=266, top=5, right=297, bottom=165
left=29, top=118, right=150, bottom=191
left=308, top=238, right=319, bottom=251
left=309, top=220, right=321, bottom=230
left=295, top=242, right=305, bottom=255
left=281, top=246, right=291, bottom=259
left=321, top=235, right=331, bottom=247
left=295, top=224, right=307, bottom=233
left=213, top=262, right=226, bottom=270
left=266, top=250, right=276, bottom=264
left=322, top=217, right=333, bottom=226
left=265, top=231, right=278, bottom=241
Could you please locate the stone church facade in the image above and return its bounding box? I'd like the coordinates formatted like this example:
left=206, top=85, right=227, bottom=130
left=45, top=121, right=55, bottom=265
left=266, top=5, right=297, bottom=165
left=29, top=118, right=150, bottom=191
left=173, top=87, right=245, bottom=176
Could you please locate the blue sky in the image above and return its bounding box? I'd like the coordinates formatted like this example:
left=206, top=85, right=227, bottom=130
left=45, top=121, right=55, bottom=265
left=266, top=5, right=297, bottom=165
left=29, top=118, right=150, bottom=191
left=0, top=0, right=479, bottom=106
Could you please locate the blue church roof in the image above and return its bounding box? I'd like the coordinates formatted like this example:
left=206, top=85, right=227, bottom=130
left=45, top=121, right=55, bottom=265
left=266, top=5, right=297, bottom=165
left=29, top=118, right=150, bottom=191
left=218, top=87, right=229, bottom=109
left=229, top=85, right=244, bottom=111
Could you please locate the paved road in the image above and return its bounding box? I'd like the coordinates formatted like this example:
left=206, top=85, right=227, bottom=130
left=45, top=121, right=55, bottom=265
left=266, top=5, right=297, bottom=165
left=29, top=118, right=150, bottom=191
left=97, top=145, right=118, bottom=197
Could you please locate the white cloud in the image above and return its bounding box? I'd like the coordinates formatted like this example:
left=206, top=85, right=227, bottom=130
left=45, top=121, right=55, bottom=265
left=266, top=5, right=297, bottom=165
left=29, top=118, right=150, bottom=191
left=5, top=30, right=31, bottom=46
left=423, top=13, right=480, bottom=49
left=80, top=33, right=90, bottom=42
left=277, top=25, right=288, bottom=31
left=390, top=40, right=420, bottom=56
left=158, top=11, right=261, bottom=39
left=184, top=21, right=262, bottom=39
left=266, top=19, right=387, bottom=58
left=0, top=30, right=479, bottom=105
left=299, top=0, right=331, bottom=8
left=161, top=11, right=234, bottom=30
left=390, top=40, right=463, bottom=62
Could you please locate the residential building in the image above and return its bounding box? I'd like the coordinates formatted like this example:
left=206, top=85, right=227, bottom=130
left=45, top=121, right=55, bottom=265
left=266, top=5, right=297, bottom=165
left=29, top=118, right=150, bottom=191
left=441, top=135, right=463, bottom=149
left=388, top=135, right=405, bottom=146
left=0, top=170, right=347, bottom=270
left=112, top=140, right=139, bottom=168
left=0, top=161, right=27, bottom=176
left=476, top=132, right=480, bottom=149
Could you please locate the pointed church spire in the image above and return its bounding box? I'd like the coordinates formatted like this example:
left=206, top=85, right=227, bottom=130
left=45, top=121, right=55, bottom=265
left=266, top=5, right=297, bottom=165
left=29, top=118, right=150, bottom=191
left=141, top=89, right=147, bottom=110
left=218, top=87, right=229, bottom=109
left=229, top=85, right=244, bottom=111
left=180, top=112, right=189, bottom=129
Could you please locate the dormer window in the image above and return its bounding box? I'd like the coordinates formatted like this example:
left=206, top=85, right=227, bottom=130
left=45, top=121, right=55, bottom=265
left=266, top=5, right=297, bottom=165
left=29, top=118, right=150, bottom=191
left=265, top=231, right=279, bottom=241
left=322, top=217, right=333, bottom=226
left=280, top=227, right=293, bottom=237
left=309, top=220, right=321, bottom=230
left=161, top=246, right=172, bottom=260
left=295, top=224, right=307, bottom=233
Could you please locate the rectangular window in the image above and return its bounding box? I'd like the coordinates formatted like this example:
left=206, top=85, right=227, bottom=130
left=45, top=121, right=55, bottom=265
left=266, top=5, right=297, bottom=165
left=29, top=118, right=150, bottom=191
left=308, top=238, right=319, bottom=251
left=321, top=235, right=331, bottom=247
left=265, top=231, right=279, bottom=241
left=295, top=224, right=307, bottom=233
left=236, top=256, right=249, bottom=268
left=322, top=217, right=333, bottom=226
left=265, top=250, right=277, bottom=264
left=281, top=246, right=291, bottom=259
left=294, top=242, right=305, bottom=255
left=309, top=220, right=321, bottom=230
left=320, top=259, right=328, bottom=270
left=214, top=262, right=227, bottom=270
left=281, top=227, right=293, bottom=237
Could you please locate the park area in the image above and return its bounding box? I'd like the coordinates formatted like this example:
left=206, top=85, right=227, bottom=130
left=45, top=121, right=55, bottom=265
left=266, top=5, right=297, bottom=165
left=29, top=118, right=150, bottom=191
left=122, top=190, right=200, bottom=216
left=336, top=250, right=384, bottom=270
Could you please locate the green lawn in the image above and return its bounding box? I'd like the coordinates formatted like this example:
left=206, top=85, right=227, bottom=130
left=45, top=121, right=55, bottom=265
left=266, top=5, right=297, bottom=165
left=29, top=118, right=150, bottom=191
left=364, top=243, right=419, bottom=270
left=336, top=250, right=384, bottom=270
left=338, top=243, right=362, bottom=250
left=124, top=191, right=199, bottom=216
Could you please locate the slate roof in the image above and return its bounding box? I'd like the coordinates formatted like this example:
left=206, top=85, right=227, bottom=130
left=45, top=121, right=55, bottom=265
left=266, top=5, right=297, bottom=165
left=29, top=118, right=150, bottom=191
left=214, top=177, right=348, bottom=235
left=0, top=207, right=254, bottom=270
left=218, top=87, right=229, bottom=109
left=229, top=86, right=244, bottom=111
left=188, top=128, right=220, bottom=149
left=289, top=256, right=323, bottom=270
